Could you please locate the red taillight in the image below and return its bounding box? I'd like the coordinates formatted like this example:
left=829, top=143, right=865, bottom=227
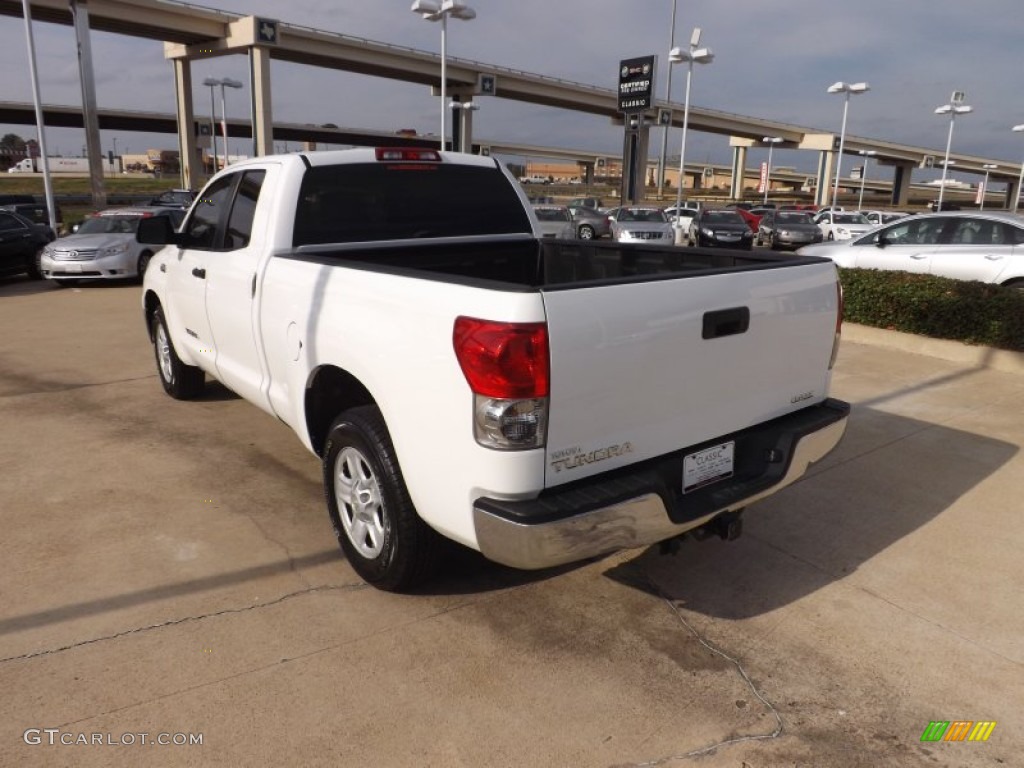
left=453, top=317, right=549, bottom=398
left=375, top=147, right=442, bottom=162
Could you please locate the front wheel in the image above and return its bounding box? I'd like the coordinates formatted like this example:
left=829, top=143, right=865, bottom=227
left=136, top=250, right=153, bottom=283
left=151, top=306, right=204, bottom=399
left=827, top=231, right=835, bottom=241
left=324, top=405, right=442, bottom=591
left=28, top=247, right=44, bottom=280
left=577, top=224, right=595, bottom=240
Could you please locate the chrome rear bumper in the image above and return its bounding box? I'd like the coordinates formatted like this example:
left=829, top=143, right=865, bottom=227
left=473, top=404, right=848, bottom=570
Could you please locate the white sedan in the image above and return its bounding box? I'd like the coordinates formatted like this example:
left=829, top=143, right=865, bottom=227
left=798, top=211, right=1024, bottom=287
left=813, top=210, right=873, bottom=241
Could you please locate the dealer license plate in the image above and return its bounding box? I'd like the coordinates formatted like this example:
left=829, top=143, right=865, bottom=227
left=65, top=263, right=83, bottom=273
left=683, top=441, right=734, bottom=493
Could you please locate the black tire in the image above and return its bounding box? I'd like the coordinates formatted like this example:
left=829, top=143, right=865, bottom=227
left=827, top=231, right=835, bottom=241
left=150, top=306, right=204, bottom=399
left=770, top=235, right=780, bottom=250
left=577, top=224, right=595, bottom=240
left=137, top=250, right=154, bottom=283
left=323, top=405, right=442, bottom=591
left=27, top=247, right=44, bottom=280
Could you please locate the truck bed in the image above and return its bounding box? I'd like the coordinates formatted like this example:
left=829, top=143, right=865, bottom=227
left=286, top=236, right=829, bottom=290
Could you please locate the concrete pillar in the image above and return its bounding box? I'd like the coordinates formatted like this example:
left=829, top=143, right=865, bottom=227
left=890, top=162, right=914, bottom=207
left=815, top=150, right=834, bottom=207
left=1006, top=177, right=1022, bottom=211
left=581, top=162, right=594, bottom=185
left=171, top=59, right=200, bottom=190
left=730, top=145, right=747, bottom=200
left=69, top=0, right=106, bottom=208
left=249, top=46, right=273, bottom=157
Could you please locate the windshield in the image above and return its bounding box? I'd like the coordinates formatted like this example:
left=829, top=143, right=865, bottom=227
left=534, top=207, right=570, bottom=222
left=617, top=208, right=667, bottom=223
left=703, top=211, right=744, bottom=225
left=777, top=212, right=813, bottom=224
left=834, top=213, right=869, bottom=224
left=76, top=216, right=142, bottom=235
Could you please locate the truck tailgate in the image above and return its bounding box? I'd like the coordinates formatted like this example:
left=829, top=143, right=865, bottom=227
left=540, top=262, right=839, bottom=487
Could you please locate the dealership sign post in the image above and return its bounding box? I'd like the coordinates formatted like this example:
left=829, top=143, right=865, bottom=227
left=618, top=56, right=656, bottom=204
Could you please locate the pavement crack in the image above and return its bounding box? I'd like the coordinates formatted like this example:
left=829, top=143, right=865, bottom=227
left=0, top=582, right=366, bottom=665
left=612, top=568, right=784, bottom=767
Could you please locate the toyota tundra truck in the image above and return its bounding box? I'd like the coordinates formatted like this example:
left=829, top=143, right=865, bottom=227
left=138, top=148, right=849, bottom=591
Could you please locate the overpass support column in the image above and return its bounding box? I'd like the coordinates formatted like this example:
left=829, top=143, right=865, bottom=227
left=890, top=162, right=914, bottom=207
left=815, top=150, right=835, bottom=207
left=171, top=58, right=200, bottom=190
left=69, top=0, right=106, bottom=209
left=249, top=46, right=273, bottom=156
left=1007, top=177, right=1022, bottom=212
left=730, top=145, right=747, bottom=200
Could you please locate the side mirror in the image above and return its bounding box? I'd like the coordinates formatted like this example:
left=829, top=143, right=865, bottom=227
left=137, top=215, right=184, bottom=246
left=876, top=234, right=889, bottom=248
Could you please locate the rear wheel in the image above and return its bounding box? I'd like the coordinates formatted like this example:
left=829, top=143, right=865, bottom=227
left=577, top=224, right=595, bottom=240
left=324, top=405, right=442, bottom=591
left=151, top=306, right=204, bottom=399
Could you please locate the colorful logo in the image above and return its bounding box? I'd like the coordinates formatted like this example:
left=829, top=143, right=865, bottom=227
left=921, top=721, right=996, bottom=742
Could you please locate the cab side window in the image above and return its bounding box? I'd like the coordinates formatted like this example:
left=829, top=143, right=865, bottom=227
left=224, top=171, right=265, bottom=250
left=0, top=213, right=24, bottom=232
left=185, top=176, right=237, bottom=249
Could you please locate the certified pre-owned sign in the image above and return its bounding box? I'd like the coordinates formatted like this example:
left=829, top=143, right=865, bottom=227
left=618, top=55, right=656, bottom=114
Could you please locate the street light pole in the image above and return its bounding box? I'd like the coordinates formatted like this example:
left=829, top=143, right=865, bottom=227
left=202, top=78, right=220, bottom=173
left=827, top=81, right=869, bottom=210
left=656, top=0, right=678, bottom=199
left=218, top=78, right=243, bottom=169
left=669, top=29, right=714, bottom=244
left=1012, top=125, right=1024, bottom=214
left=412, top=0, right=477, bottom=152
left=979, top=163, right=997, bottom=210
left=857, top=149, right=876, bottom=210
left=761, top=136, right=783, bottom=205
left=935, top=91, right=972, bottom=210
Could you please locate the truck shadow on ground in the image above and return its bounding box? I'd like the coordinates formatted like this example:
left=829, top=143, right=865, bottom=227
left=604, top=404, right=1018, bottom=619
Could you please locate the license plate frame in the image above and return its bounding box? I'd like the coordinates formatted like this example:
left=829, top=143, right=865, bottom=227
left=683, top=441, right=735, bottom=494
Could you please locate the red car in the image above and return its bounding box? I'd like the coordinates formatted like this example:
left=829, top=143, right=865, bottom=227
left=734, top=207, right=761, bottom=232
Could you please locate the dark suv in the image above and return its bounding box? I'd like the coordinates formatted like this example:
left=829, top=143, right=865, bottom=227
left=0, top=210, right=56, bottom=279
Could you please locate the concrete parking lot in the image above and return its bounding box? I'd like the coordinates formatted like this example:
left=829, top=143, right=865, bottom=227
left=0, top=276, right=1020, bottom=767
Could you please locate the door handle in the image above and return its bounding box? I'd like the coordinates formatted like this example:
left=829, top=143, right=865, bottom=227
left=984, top=255, right=1003, bottom=261
left=909, top=254, right=928, bottom=260
left=191, top=267, right=206, bottom=279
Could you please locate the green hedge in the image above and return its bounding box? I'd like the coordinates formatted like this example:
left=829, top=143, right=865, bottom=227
left=838, top=268, right=1024, bottom=352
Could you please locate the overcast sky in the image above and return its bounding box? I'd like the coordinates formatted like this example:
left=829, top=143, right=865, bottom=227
left=3, top=0, right=1024, bottom=177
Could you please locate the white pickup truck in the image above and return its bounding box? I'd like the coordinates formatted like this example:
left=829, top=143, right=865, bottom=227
left=138, top=148, right=849, bottom=591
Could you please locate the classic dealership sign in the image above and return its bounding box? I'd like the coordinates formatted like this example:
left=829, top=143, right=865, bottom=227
left=618, top=56, right=656, bottom=113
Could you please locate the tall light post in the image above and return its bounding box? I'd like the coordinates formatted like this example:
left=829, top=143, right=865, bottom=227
left=669, top=29, right=714, bottom=244
left=656, top=0, right=678, bottom=198
left=217, top=77, right=243, bottom=169
left=827, top=81, right=870, bottom=210
left=856, top=149, right=876, bottom=210
left=1013, top=125, right=1024, bottom=214
left=411, top=0, right=477, bottom=152
left=202, top=77, right=221, bottom=172
left=934, top=91, right=972, bottom=210
left=979, top=163, right=997, bottom=210
left=761, top=136, right=783, bottom=205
